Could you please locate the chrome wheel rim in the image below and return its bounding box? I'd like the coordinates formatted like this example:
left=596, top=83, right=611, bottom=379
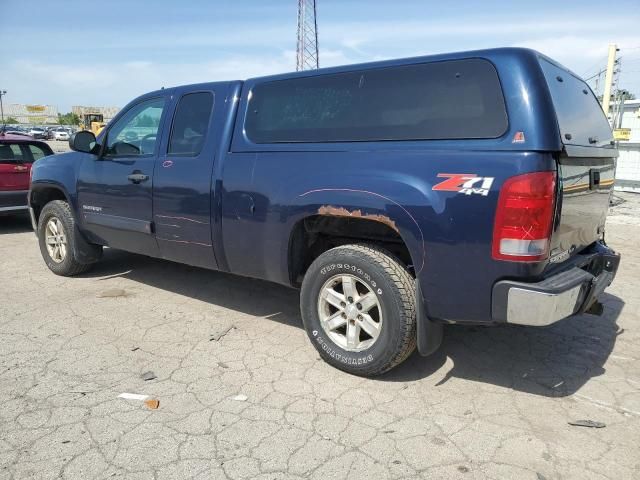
left=317, top=274, right=383, bottom=352
left=45, top=217, right=67, bottom=263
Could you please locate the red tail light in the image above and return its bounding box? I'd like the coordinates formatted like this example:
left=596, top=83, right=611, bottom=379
left=492, top=171, right=556, bottom=262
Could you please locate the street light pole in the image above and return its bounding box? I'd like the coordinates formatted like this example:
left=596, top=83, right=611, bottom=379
left=0, top=90, right=6, bottom=125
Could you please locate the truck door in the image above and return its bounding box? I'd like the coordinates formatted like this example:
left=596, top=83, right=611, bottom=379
left=152, top=86, right=219, bottom=268
left=77, top=95, right=169, bottom=256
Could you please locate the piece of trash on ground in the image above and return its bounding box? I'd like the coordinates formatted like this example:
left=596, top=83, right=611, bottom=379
left=209, top=325, right=236, bottom=341
left=144, top=399, right=160, bottom=409
left=217, top=362, right=229, bottom=369
left=232, top=394, right=248, bottom=402
left=140, top=371, right=157, bottom=381
left=118, top=392, right=149, bottom=401
left=568, top=420, right=606, bottom=428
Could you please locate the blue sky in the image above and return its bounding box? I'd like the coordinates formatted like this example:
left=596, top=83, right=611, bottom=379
left=2, top=0, right=640, bottom=112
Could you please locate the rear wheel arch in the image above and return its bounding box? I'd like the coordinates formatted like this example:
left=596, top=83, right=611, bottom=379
left=288, top=214, right=418, bottom=287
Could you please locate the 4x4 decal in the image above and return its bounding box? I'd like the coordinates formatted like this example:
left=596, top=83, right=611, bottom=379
left=433, top=173, right=495, bottom=197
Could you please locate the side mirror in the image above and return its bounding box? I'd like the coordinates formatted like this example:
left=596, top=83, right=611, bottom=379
left=69, top=131, right=98, bottom=154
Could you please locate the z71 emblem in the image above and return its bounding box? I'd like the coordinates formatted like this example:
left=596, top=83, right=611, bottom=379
left=432, top=173, right=495, bottom=197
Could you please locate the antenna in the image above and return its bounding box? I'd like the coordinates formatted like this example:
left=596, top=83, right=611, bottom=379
left=0, top=90, right=7, bottom=132
left=296, top=0, right=319, bottom=71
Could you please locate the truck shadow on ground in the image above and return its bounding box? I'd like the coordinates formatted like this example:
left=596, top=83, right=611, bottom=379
left=85, top=248, right=624, bottom=398
left=0, top=213, right=33, bottom=234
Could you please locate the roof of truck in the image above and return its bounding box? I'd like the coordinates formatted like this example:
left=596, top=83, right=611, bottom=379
left=246, top=47, right=558, bottom=83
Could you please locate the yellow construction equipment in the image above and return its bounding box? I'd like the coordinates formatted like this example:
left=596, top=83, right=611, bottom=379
left=80, top=113, right=106, bottom=136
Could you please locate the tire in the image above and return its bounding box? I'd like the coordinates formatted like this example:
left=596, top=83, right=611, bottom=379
left=300, top=244, right=416, bottom=376
left=37, top=200, right=94, bottom=276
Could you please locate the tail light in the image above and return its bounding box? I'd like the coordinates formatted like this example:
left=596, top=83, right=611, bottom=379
left=492, top=171, right=556, bottom=262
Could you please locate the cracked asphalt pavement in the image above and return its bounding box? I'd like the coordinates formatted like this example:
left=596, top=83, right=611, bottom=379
left=1, top=194, right=639, bottom=480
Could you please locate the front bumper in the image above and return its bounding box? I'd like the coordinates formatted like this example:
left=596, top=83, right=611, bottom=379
left=492, top=242, right=620, bottom=326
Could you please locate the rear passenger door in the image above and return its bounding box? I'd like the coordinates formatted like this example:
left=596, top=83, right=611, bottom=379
left=152, top=86, right=219, bottom=269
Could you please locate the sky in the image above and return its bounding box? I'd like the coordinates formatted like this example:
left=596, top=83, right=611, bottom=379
left=2, top=0, right=640, bottom=112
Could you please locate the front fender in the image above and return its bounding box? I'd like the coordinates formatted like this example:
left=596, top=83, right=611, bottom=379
left=30, top=151, right=84, bottom=210
left=29, top=152, right=101, bottom=264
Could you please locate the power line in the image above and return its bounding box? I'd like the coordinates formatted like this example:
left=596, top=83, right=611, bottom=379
left=581, top=55, right=608, bottom=77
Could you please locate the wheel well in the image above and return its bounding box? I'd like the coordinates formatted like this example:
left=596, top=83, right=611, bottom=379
left=30, top=187, right=67, bottom=225
left=289, top=215, right=414, bottom=286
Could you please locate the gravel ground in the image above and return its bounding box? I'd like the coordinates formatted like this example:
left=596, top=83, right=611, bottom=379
left=0, top=194, right=638, bottom=479
left=44, top=140, right=71, bottom=154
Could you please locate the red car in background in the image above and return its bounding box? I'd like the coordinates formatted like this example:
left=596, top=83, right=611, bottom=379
left=0, top=131, right=54, bottom=214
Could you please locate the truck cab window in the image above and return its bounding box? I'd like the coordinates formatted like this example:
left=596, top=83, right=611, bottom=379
left=105, top=97, right=165, bottom=156
left=168, top=92, right=214, bottom=156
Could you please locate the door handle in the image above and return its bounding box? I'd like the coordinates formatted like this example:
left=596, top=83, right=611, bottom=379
left=127, top=172, right=149, bottom=184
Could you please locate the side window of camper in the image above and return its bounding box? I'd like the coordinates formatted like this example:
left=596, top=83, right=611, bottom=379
left=245, top=58, right=508, bottom=143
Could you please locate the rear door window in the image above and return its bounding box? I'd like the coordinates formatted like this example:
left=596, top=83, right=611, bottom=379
left=168, top=92, right=214, bottom=156
left=539, top=58, right=613, bottom=147
left=0, top=144, right=24, bottom=163
left=245, top=58, right=508, bottom=143
left=27, top=144, right=50, bottom=161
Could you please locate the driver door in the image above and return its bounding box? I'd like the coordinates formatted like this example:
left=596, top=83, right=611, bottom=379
left=77, top=95, right=169, bottom=256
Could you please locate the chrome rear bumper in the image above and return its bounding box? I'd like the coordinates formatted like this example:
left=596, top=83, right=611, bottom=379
left=492, top=243, right=620, bottom=326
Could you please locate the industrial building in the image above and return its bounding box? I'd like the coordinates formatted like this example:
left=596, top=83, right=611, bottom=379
left=3, top=104, right=58, bottom=124
left=613, top=99, right=640, bottom=191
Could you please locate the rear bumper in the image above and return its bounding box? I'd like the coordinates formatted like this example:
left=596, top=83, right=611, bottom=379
left=0, top=190, right=29, bottom=212
left=492, top=242, right=620, bottom=326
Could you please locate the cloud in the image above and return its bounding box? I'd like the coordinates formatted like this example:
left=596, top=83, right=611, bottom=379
left=3, top=49, right=356, bottom=110
left=3, top=8, right=640, bottom=110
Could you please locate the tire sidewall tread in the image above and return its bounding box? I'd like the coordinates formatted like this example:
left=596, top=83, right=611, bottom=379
left=301, top=244, right=416, bottom=376
left=37, top=200, right=92, bottom=276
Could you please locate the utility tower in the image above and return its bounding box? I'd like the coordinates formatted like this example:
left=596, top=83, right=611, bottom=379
left=296, top=0, right=319, bottom=71
left=601, top=43, right=619, bottom=119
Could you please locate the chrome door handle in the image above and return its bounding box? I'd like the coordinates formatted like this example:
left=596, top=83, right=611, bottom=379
left=127, top=173, right=149, bottom=184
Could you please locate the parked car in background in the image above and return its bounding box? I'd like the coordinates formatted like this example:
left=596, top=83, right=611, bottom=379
left=0, top=127, right=31, bottom=138
left=53, top=128, right=70, bottom=141
left=28, top=127, right=47, bottom=139
left=0, top=131, right=53, bottom=214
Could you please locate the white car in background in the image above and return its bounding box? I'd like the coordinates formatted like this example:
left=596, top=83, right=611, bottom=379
left=28, top=127, right=47, bottom=139
left=53, top=128, right=70, bottom=141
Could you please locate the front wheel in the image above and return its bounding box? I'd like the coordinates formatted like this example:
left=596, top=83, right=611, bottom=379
left=37, top=200, right=95, bottom=276
left=300, top=244, right=416, bottom=376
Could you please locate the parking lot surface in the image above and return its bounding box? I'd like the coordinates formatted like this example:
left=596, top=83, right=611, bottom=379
left=1, top=194, right=639, bottom=480
left=44, top=140, right=71, bottom=154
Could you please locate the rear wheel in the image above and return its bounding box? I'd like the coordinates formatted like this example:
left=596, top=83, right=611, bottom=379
left=37, top=200, right=95, bottom=276
left=300, top=244, right=416, bottom=376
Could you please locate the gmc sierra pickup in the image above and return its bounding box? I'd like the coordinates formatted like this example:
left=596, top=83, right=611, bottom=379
left=29, top=48, right=620, bottom=376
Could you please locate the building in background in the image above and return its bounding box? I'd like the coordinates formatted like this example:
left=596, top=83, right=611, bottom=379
left=4, top=104, right=58, bottom=124
left=71, top=105, right=120, bottom=124
left=613, top=99, right=640, bottom=192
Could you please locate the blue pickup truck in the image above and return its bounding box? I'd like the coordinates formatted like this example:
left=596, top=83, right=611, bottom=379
left=29, top=48, right=620, bottom=376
